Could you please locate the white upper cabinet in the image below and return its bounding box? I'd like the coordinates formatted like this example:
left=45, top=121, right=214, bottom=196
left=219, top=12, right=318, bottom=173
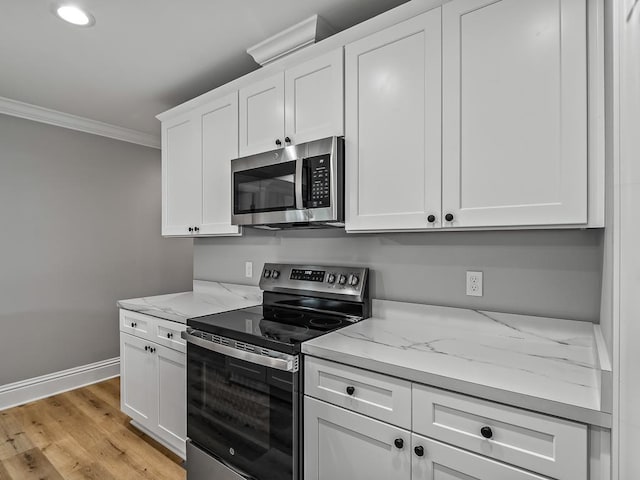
left=345, top=10, right=442, bottom=232
left=239, top=73, right=285, bottom=156
left=199, top=92, right=241, bottom=235
left=162, top=114, right=201, bottom=236
left=441, top=0, right=588, bottom=228
left=239, top=48, right=344, bottom=157
left=161, top=91, right=241, bottom=237
left=285, top=48, right=344, bottom=145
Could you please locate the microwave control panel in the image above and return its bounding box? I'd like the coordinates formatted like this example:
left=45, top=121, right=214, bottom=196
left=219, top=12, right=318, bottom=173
left=308, top=154, right=330, bottom=208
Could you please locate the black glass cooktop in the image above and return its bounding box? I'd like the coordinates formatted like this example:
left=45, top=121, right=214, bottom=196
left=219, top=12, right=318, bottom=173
left=188, top=305, right=355, bottom=354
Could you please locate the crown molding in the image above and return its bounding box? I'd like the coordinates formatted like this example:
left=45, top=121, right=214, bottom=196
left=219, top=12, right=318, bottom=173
left=247, top=14, right=336, bottom=66
left=0, top=96, right=160, bottom=149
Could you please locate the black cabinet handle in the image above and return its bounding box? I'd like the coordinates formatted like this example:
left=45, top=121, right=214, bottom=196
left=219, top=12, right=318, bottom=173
left=346, top=386, right=355, bottom=396
left=144, top=346, right=148, bottom=351
left=480, top=426, right=493, bottom=439
left=284, top=136, right=291, bottom=144
left=414, top=445, right=424, bottom=457
left=427, top=215, right=436, bottom=223
left=445, top=213, right=454, bottom=222
left=131, top=322, right=136, bottom=328
left=167, top=333, right=173, bottom=339
left=194, top=226, right=200, bottom=232
left=394, top=438, right=404, bottom=449
left=188, top=227, right=193, bottom=232
left=275, top=139, right=282, bottom=146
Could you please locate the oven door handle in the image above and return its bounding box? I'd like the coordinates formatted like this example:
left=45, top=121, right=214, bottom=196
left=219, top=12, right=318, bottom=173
left=295, top=157, right=304, bottom=210
left=182, top=330, right=297, bottom=372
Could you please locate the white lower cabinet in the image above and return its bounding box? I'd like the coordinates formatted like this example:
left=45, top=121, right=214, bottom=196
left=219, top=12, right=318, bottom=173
left=119, top=311, right=186, bottom=458
left=412, top=434, right=547, bottom=480
left=304, top=396, right=411, bottom=480
left=304, top=357, right=590, bottom=480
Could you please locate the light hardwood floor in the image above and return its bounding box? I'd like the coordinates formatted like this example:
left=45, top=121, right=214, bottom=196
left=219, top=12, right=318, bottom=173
left=0, top=377, right=185, bottom=480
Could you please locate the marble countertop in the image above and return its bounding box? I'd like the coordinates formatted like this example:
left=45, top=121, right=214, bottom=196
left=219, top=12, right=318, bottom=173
left=302, top=299, right=612, bottom=427
left=117, top=280, right=262, bottom=323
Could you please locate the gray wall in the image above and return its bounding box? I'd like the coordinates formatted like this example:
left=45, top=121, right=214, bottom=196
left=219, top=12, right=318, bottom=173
left=195, top=228, right=603, bottom=322
left=0, top=114, right=193, bottom=386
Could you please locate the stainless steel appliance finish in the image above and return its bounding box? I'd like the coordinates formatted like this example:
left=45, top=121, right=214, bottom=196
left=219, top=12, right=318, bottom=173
left=185, top=262, right=370, bottom=480
left=182, top=328, right=299, bottom=371
left=231, top=137, right=344, bottom=229
left=260, top=263, right=369, bottom=304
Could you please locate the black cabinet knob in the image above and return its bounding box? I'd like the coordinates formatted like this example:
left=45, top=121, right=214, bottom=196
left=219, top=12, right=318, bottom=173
left=346, top=386, right=355, bottom=396
left=188, top=227, right=193, bottom=232
left=414, top=446, right=424, bottom=457
left=480, top=426, right=493, bottom=439
left=131, top=322, right=136, bottom=328
left=394, top=438, right=404, bottom=449
left=194, top=226, right=200, bottom=232
left=167, top=333, right=172, bottom=339
left=284, top=136, right=291, bottom=144
left=427, top=215, right=436, bottom=223
left=144, top=346, right=148, bottom=351
left=445, top=213, right=454, bottom=222
left=275, top=139, right=282, bottom=146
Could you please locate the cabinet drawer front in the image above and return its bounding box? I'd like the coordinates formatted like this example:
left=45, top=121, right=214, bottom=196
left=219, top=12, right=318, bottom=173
left=412, top=385, right=586, bottom=480
left=412, top=434, right=548, bottom=480
left=153, top=318, right=187, bottom=353
left=305, top=357, right=411, bottom=429
left=120, top=310, right=152, bottom=339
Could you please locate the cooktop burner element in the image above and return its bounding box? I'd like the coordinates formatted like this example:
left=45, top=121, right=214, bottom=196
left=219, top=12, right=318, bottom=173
left=308, top=317, right=343, bottom=328
left=187, top=263, right=370, bottom=354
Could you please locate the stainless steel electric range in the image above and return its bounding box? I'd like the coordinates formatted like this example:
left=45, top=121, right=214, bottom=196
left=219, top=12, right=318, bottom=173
left=182, top=263, right=370, bottom=480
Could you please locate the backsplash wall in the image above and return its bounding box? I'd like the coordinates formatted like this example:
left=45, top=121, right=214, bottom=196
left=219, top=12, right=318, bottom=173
left=194, top=228, right=603, bottom=322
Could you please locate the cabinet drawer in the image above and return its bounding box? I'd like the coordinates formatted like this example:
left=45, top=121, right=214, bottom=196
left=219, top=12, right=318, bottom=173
left=120, top=310, right=152, bottom=338
left=305, top=357, right=411, bottom=429
left=412, top=384, right=587, bottom=480
left=412, top=433, right=548, bottom=480
left=153, top=318, right=187, bottom=353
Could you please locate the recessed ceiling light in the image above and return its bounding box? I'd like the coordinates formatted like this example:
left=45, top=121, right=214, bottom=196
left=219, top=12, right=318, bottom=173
left=54, top=4, right=95, bottom=27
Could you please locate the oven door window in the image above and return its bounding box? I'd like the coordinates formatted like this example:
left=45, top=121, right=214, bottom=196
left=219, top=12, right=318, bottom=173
left=187, top=343, right=295, bottom=480
left=234, top=161, right=297, bottom=214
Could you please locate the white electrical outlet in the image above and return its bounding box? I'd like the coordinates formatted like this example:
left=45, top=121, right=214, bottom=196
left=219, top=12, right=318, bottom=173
left=466, top=271, right=483, bottom=297
left=245, top=261, right=253, bottom=278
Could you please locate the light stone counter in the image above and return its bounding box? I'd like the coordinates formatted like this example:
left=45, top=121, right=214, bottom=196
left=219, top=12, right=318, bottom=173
left=302, top=299, right=612, bottom=427
left=117, top=280, right=262, bottom=323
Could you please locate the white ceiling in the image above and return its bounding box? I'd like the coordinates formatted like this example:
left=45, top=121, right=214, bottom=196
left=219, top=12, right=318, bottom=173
left=0, top=0, right=408, bottom=137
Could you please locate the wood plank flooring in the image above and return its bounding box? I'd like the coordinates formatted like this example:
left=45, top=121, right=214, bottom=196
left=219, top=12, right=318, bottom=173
left=0, top=378, right=185, bottom=480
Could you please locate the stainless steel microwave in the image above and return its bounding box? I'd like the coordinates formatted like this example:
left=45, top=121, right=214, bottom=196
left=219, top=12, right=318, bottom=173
left=231, top=136, right=344, bottom=229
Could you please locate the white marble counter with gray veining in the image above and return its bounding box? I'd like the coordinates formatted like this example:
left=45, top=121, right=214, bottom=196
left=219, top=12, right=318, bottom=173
left=117, top=280, right=262, bottom=323
left=302, top=299, right=612, bottom=427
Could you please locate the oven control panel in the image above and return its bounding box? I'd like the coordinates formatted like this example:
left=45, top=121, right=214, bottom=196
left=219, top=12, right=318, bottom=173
left=260, top=263, right=368, bottom=300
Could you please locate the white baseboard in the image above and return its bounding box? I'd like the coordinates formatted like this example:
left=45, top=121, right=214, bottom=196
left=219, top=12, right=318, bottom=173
left=0, top=357, right=120, bottom=411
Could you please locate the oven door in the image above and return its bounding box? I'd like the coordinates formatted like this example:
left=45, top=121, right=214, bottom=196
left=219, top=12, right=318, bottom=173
left=185, top=335, right=300, bottom=480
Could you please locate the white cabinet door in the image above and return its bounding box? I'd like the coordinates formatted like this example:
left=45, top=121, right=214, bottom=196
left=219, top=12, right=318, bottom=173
left=239, top=73, right=285, bottom=156
left=155, top=344, right=186, bottom=457
left=304, top=396, right=411, bottom=480
left=285, top=48, right=344, bottom=145
left=162, top=113, right=201, bottom=236
left=345, top=10, right=442, bottom=232
left=442, top=0, right=587, bottom=228
left=120, top=333, right=154, bottom=425
left=412, top=434, right=548, bottom=480
left=199, top=92, right=241, bottom=236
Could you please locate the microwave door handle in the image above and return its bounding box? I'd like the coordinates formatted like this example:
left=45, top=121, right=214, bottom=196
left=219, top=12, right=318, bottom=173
left=295, top=157, right=304, bottom=209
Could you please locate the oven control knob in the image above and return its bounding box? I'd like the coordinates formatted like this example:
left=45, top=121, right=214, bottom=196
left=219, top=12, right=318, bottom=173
left=338, top=274, right=347, bottom=285
left=271, top=270, right=280, bottom=279
left=348, top=275, right=360, bottom=286
left=327, top=274, right=336, bottom=284
left=263, top=269, right=271, bottom=278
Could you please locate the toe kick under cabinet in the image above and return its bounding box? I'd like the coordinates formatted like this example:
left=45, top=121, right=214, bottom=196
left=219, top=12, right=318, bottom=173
left=119, top=309, right=187, bottom=458
left=304, top=357, right=588, bottom=480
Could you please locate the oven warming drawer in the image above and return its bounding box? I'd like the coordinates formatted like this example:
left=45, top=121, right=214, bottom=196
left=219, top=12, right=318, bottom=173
left=187, top=441, right=245, bottom=480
